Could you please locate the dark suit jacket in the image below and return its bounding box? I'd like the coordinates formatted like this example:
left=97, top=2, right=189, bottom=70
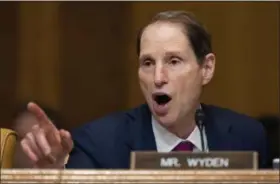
left=66, top=104, right=268, bottom=169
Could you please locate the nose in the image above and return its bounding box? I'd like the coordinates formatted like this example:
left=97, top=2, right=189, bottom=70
left=154, top=64, right=168, bottom=87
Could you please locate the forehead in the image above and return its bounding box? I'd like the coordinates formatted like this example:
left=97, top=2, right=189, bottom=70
left=140, top=22, right=191, bottom=56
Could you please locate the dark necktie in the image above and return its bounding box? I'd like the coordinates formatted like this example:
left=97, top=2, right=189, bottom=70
left=173, top=141, right=194, bottom=151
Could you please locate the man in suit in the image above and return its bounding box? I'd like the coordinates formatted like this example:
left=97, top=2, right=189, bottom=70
left=20, top=10, right=268, bottom=169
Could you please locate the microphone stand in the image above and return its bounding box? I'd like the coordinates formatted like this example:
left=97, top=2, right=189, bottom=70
left=195, top=109, right=206, bottom=152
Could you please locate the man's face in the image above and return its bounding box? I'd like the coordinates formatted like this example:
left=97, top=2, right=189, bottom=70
left=138, top=22, right=215, bottom=128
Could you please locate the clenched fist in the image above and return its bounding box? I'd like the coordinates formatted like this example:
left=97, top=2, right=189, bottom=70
left=20, top=102, right=73, bottom=168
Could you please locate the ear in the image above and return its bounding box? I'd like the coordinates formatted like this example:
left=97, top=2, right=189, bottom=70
left=201, top=53, right=216, bottom=85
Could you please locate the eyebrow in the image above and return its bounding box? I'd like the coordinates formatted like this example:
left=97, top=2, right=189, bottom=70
left=139, top=51, right=184, bottom=62
left=139, top=54, right=151, bottom=61
left=140, top=51, right=182, bottom=57
left=165, top=51, right=182, bottom=58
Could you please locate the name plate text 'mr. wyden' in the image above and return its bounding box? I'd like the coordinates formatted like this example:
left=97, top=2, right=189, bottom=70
left=130, top=151, right=258, bottom=170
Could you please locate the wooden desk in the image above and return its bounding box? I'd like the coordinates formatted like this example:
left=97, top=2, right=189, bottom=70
left=1, top=169, right=279, bottom=183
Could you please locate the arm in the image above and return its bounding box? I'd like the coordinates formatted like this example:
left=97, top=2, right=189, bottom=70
left=65, top=139, right=100, bottom=169
left=65, top=125, right=103, bottom=169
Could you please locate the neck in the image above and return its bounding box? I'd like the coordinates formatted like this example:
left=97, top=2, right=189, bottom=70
left=167, top=112, right=196, bottom=139
left=169, top=103, right=201, bottom=139
left=154, top=103, right=201, bottom=139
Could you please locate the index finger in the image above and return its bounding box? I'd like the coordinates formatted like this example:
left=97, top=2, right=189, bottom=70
left=27, top=102, right=56, bottom=129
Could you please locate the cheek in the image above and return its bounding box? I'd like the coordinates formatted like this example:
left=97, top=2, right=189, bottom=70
left=174, top=70, right=202, bottom=97
left=138, top=70, right=151, bottom=91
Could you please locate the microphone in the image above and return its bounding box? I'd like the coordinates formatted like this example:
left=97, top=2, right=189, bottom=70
left=195, top=108, right=206, bottom=152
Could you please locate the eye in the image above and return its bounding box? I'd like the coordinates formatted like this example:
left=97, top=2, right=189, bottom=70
left=168, top=57, right=182, bottom=66
left=143, top=60, right=153, bottom=66
left=170, top=59, right=180, bottom=65
left=139, top=56, right=154, bottom=67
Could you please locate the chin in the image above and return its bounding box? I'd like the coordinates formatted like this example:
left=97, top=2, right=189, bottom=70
left=154, top=113, right=177, bottom=128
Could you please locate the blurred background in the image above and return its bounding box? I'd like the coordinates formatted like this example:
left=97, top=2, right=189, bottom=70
left=0, top=1, right=279, bottom=131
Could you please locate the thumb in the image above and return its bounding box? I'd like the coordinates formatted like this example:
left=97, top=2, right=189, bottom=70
left=58, top=130, right=73, bottom=165
left=59, top=129, right=73, bottom=154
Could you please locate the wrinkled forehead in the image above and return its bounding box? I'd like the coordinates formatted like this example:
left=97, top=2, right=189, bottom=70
left=139, top=22, right=191, bottom=57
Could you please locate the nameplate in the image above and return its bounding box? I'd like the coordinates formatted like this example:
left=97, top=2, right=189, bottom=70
left=130, top=151, right=258, bottom=170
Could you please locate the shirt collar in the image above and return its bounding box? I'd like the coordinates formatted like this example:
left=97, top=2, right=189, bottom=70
left=152, top=115, right=208, bottom=152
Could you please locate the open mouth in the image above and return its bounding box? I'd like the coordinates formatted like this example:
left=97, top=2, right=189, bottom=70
left=152, top=92, right=172, bottom=105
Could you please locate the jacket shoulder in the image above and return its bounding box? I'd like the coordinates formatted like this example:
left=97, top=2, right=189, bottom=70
left=68, top=104, right=149, bottom=168
left=74, top=104, right=146, bottom=130
left=205, top=104, right=266, bottom=150
left=204, top=104, right=268, bottom=168
left=70, top=104, right=148, bottom=147
left=205, top=104, right=263, bottom=130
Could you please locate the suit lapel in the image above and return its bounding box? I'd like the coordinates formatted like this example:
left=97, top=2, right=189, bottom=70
left=135, top=103, right=233, bottom=152
left=202, top=104, right=232, bottom=151
left=139, top=104, right=157, bottom=151
left=118, top=104, right=156, bottom=168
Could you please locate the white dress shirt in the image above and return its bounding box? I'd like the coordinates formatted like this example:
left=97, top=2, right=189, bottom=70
left=152, top=116, right=209, bottom=152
